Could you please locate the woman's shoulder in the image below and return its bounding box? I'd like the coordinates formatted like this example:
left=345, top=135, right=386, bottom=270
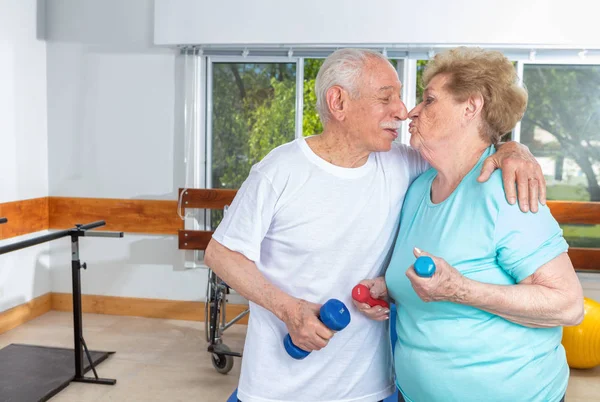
left=477, top=169, right=557, bottom=225
left=461, top=166, right=511, bottom=209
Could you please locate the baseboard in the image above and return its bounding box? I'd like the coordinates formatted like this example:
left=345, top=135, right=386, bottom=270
left=0, top=293, right=52, bottom=335
left=50, top=293, right=249, bottom=324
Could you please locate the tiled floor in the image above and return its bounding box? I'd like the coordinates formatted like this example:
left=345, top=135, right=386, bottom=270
left=0, top=311, right=245, bottom=402
left=0, top=311, right=599, bottom=401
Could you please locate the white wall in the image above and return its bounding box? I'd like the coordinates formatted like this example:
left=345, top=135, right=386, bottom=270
left=0, top=0, right=48, bottom=202
left=154, top=0, right=600, bottom=48
left=40, top=0, right=600, bottom=306
left=0, top=0, right=51, bottom=313
left=45, top=0, right=208, bottom=302
left=0, top=233, right=51, bottom=313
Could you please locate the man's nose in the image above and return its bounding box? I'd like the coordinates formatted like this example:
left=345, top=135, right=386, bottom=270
left=394, top=99, right=408, bottom=121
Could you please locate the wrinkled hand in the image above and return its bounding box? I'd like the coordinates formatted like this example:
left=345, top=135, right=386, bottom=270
left=281, top=299, right=334, bottom=352
left=477, top=141, right=546, bottom=213
left=406, top=248, right=466, bottom=303
left=352, top=277, right=390, bottom=321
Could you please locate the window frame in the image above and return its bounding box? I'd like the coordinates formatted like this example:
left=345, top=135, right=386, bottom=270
left=186, top=47, right=600, bottom=268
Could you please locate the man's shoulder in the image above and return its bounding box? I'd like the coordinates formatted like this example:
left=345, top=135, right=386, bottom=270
left=255, top=139, right=304, bottom=175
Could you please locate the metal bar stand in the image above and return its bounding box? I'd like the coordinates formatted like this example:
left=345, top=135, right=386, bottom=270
left=69, top=222, right=122, bottom=384
left=0, top=220, right=123, bottom=387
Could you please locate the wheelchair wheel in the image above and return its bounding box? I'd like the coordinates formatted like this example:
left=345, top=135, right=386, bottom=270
left=211, top=344, right=234, bottom=374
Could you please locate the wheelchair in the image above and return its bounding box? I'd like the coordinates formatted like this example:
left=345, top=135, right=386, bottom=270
left=205, top=268, right=250, bottom=374
left=178, top=188, right=250, bottom=374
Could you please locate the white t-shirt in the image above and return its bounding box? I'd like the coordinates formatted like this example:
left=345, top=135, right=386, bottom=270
left=212, top=137, right=428, bottom=402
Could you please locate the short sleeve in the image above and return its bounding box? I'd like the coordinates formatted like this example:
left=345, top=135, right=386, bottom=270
left=494, top=202, right=569, bottom=283
left=212, top=167, right=278, bottom=262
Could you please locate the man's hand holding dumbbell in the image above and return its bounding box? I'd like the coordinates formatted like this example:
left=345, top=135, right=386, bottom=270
left=281, top=299, right=334, bottom=353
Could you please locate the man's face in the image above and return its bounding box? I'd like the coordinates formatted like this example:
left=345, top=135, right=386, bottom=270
left=343, top=58, right=408, bottom=152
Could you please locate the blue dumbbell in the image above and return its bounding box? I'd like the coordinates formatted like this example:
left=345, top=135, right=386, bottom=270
left=414, top=256, right=436, bottom=277
left=284, top=299, right=351, bottom=360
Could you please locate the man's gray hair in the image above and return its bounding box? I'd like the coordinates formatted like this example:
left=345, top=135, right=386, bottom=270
left=315, top=48, right=389, bottom=125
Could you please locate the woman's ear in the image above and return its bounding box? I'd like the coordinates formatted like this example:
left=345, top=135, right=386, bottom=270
left=465, top=93, right=484, bottom=121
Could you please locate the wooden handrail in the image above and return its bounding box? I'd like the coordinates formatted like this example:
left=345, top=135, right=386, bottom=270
left=546, top=201, right=600, bottom=225
left=176, top=190, right=599, bottom=271
left=178, top=188, right=236, bottom=210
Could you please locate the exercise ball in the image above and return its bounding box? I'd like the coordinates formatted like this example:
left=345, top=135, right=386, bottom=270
left=562, top=297, right=600, bottom=369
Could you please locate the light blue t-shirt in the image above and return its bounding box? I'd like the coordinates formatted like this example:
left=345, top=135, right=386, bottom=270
left=385, top=145, right=569, bottom=402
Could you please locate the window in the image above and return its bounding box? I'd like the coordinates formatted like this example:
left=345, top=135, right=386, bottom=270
left=210, top=62, right=297, bottom=190
left=184, top=47, right=600, bottom=267
left=303, top=59, right=325, bottom=137
left=521, top=64, right=600, bottom=247
left=415, top=59, right=428, bottom=105
left=209, top=57, right=406, bottom=191
left=207, top=55, right=405, bottom=229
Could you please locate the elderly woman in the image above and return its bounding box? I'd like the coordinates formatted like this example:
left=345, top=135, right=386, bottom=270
left=357, top=47, right=584, bottom=402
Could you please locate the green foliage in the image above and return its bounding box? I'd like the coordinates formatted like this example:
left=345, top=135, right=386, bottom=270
left=211, top=60, right=330, bottom=192
left=211, top=63, right=297, bottom=189
left=248, top=78, right=296, bottom=164
left=416, top=60, right=428, bottom=105
left=521, top=65, right=600, bottom=201
left=303, top=59, right=324, bottom=137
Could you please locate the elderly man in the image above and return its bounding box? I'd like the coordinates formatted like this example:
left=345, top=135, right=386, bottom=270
left=205, top=48, right=545, bottom=402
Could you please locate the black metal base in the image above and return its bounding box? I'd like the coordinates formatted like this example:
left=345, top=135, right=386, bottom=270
left=0, top=344, right=113, bottom=402
left=73, top=377, right=117, bottom=385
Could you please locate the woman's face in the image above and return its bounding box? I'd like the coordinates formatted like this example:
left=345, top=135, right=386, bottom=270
left=408, top=73, right=467, bottom=154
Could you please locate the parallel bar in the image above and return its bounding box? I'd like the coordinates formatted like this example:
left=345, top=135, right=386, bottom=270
left=178, top=230, right=213, bottom=250
left=0, top=221, right=109, bottom=255
left=178, top=188, right=236, bottom=209
left=0, top=220, right=120, bottom=391
left=78, top=221, right=106, bottom=231
left=0, top=229, right=72, bottom=255
left=84, top=231, right=124, bottom=238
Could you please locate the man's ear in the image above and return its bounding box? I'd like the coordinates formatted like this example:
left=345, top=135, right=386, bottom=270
left=327, top=86, right=348, bottom=121
left=465, top=93, right=484, bottom=121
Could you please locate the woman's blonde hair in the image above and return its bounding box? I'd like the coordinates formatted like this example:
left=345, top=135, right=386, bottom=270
left=422, top=47, right=528, bottom=144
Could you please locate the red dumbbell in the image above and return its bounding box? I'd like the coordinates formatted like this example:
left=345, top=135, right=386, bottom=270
left=351, top=284, right=389, bottom=309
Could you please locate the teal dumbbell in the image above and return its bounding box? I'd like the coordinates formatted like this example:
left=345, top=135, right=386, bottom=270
left=414, top=256, right=436, bottom=277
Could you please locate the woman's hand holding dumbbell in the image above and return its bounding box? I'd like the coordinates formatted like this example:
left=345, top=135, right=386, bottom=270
left=351, top=277, right=390, bottom=321
left=406, top=247, right=466, bottom=303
